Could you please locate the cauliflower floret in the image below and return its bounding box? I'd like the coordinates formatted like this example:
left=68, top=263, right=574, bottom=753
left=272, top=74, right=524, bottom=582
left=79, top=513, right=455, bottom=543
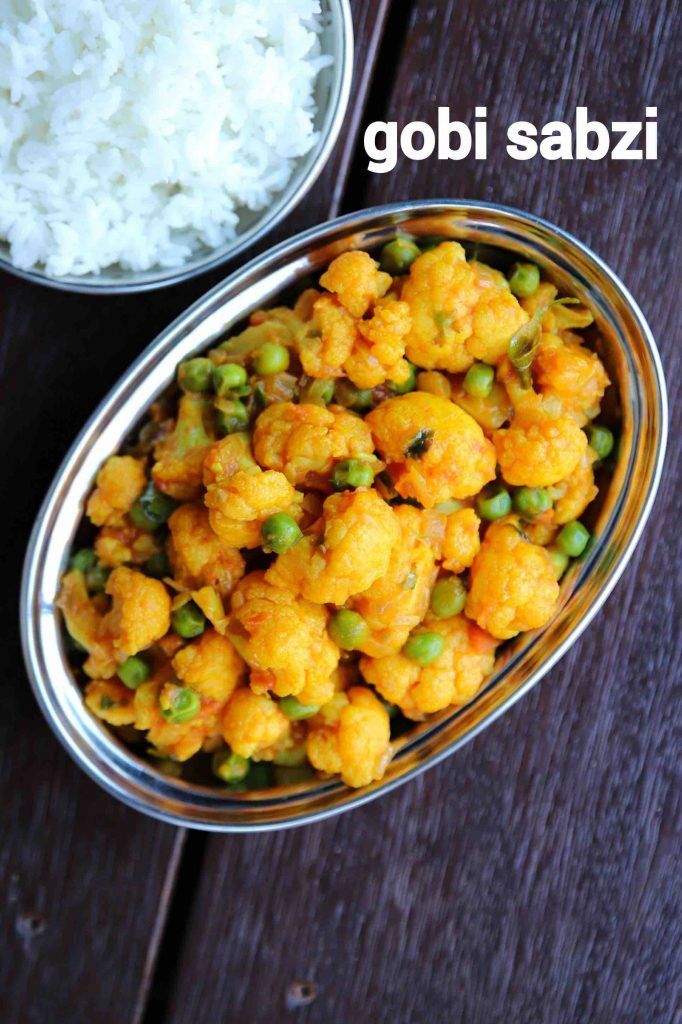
left=360, top=615, right=496, bottom=718
left=172, top=628, right=245, bottom=703
left=340, top=298, right=412, bottom=389
left=265, top=489, right=400, bottom=605
left=441, top=507, right=481, bottom=573
left=534, top=332, right=609, bottom=423
left=494, top=396, right=588, bottom=487
left=86, top=456, right=146, bottom=527
left=300, top=295, right=355, bottom=379
left=367, top=392, right=496, bottom=507
left=252, top=402, right=379, bottom=490
left=551, top=447, right=599, bottom=525
left=152, top=394, right=216, bottom=501
left=349, top=506, right=439, bottom=657
left=84, top=680, right=136, bottom=725
left=221, top=688, right=289, bottom=759
left=401, top=242, right=527, bottom=372
left=104, top=566, right=171, bottom=659
left=466, top=520, right=559, bottom=639
left=319, top=251, right=392, bottom=318
left=94, top=523, right=160, bottom=568
left=203, top=432, right=303, bottom=548
left=57, top=570, right=116, bottom=678
left=168, top=504, right=245, bottom=597
left=468, top=262, right=529, bottom=365
left=306, top=686, right=391, bottom=788
left=134, top=679, right=220, bottom=762
left=226, top=572, right=339, bottom=697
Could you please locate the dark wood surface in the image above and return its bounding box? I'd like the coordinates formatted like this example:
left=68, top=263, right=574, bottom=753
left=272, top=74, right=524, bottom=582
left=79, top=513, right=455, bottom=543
left=2, top=1, right=679, bottom=1022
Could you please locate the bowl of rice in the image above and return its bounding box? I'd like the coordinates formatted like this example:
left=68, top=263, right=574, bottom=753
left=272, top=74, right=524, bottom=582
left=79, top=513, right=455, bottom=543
left=0, top=0, right=353, bottom=293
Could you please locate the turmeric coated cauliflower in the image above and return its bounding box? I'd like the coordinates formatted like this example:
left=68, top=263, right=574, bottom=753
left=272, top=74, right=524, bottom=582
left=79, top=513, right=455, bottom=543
left=104, top=566, right=171, bottom=660
left=252, top=401, right=380, bottom=490
left=534, top=332, right=609, bottom=423
left=349, top=505, right=439, bottom=657
left=367, top=392, right=496, bottom=507
left=134, top=678, right=221, bottom=762
left=221, top=688, right=289, bottom=759
left=152, top=394, right=216, bottom=501
left=551, top=446, right=599, bottom=525
left=360, top=614, right=496, bottom=718
left=86, top=455, right=146, bottom=527
left=466, top=520, right=559, bottom=639
left=441, top=507, right=481, bottom=573
left=172, top=628, right=245, bottom=703
left=57, top=569, right=116, bottom=679
left=203, top=432, right=303, bottom=548
left=227, top=572, right=339, bottom=698
left=319, top=250, right=391, bottom=318
left=401, top=243, right=527, bottom=372
left=265, top=489, right=400, bottom=605
left=168, top=504, right=245, bottom=597
left=84, top=680, right=136, bottom=725
left=306, top=686, right=391, bottom=788
left=494, top=395, right=588, bottom=487
left=94, top=523, right=159, bottom=569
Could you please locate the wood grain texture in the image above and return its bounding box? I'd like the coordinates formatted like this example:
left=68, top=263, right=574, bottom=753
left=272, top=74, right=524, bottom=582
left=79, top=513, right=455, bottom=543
left=161, top=1, right=681, bottom=1023
left=0, top=3, right=393, bottom=1023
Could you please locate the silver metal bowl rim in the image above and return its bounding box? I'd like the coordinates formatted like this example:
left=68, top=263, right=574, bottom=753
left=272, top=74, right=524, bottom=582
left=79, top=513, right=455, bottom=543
left=0, top=0, right=354, bottom=296
left=20, top=199, right=669, bottom=831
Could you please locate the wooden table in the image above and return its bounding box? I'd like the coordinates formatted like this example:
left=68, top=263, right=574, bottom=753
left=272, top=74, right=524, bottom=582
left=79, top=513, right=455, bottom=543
left=2, top=2, right=680, bottom=1021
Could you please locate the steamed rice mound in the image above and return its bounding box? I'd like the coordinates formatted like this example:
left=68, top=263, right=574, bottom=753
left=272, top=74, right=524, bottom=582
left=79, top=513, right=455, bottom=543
left=0, top=0, right=330, bottom=276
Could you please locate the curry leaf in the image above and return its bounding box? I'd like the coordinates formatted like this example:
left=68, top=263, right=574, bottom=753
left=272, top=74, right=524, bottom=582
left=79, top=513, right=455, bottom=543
left=508, top=297, right=580, bottom=388
left=404, top=428, right=434, bottom=459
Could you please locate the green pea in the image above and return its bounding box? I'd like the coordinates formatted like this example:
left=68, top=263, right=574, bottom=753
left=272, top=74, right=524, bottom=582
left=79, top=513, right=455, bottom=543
left=513, top=487, right=553, bottom=517
left=85, top=564, right=110, bottom=595
left=160, top=686, right=201, bottom=724
left=212, top=362, right=248, bottom=396
left=70, top=547, right=97, bottom=573
left=279, top=696, right=320, bottom=720
left=328, top=609, right=369, bottom=651
left=331, top=459, right=375, bottom=491
left=508, top=262, right=541, bottom=298
left=334, top=379, right=374, bottom=411
left=547, top=546, right=569, bottom=579
left=430, top=575, right=467, bottom=619
left=145, top=551, right=171, bottom=579
left=556, top=521, right=591, bottom=557
left=261, top=513, right=302, bottom=554
left=380, top=237, right=421, bottom=275
left=402, top=631, right=445, bottom=666
left=392, top=361, right=417, bottom=395
left=476, top=486, right=512, bottom=521
left=254, top=342, right=289, bottom=375
left=179, top=357, right=214, bottom=392
left=117, top=654, right=151, bottom=689
left=171, top=601, right=206, bottom=639
left=129, top=482, right=177, bottom=532
left=212, top=749, right=250, bottom=784
left=301, top=377, right=335, bottom=405
left=588, top=424, right=614, bottom=460
left=463, top=362, right=495, bottom=398
left=216, top=399, right=249, bottom=436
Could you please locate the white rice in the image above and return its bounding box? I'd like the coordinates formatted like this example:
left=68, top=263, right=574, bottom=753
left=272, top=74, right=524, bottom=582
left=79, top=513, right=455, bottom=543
left=0, top=0, right=331, bottom=277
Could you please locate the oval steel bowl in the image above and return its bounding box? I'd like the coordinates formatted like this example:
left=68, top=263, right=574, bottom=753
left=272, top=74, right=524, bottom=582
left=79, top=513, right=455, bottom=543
left=0, top=0, right=353, bottom=295
left=21, top=201, right=668, bottom=830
